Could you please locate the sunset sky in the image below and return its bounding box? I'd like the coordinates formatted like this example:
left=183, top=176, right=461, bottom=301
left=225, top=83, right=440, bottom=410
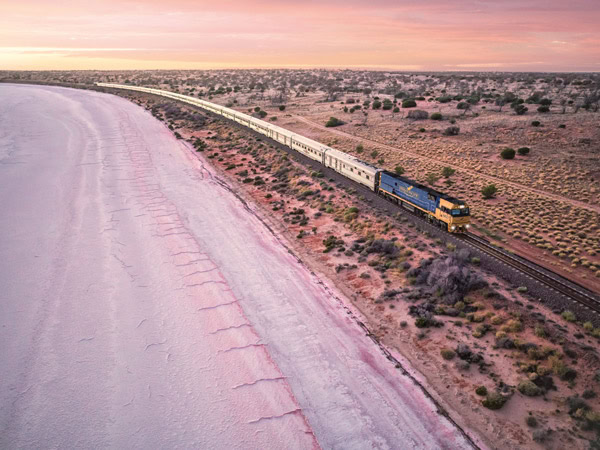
left=1, top=0, right=599, bottom=71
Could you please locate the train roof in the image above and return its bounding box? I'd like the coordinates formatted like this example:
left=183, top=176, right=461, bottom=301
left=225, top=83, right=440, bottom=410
left=382, top=170, right=465, bottom=205
left=326, top=147, right=381, bottom=173
left=97, top=85, right=464, bottom=206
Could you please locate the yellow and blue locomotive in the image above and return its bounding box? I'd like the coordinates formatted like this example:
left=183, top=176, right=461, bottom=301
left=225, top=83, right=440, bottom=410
left=376, top=171, right=470, bottom=233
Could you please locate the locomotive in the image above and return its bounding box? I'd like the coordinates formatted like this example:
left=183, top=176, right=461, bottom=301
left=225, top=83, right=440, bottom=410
left=96, top=83, right=471, bottom=232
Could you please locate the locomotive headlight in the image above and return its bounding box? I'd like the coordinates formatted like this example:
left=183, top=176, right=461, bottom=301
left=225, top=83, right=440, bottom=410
left=465, top=224, right=471, bottom=229
left=450, top=225, right=456, bottom=231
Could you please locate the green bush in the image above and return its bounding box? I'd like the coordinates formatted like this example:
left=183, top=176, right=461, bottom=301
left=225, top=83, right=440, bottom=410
left=518, top=380, right=544, bottom=397
left=443, top=126, right=460, bottom=136
left=393, top=107, right=400, bottom=113
left=430, top=112, right=443, bottom=120
left=537, top=105, right=550, bottom=113
left=561, top=310, right=576, bottom=322
left=415, top=317, right=429, bottom=328
left=482, top=392, right=508, bottom=410
left=526, top=416, right=538, bottom=427
left=475, top=386, right=488, bottom=396
left=513, top=104, right=528, bottom=115
left=531, top=120, right=541, bottom=127
left=440, top=348, right=456, bottom=360
left=482, top=184, right=497, bottom=199
left=402, top=99, right=417, bottom=108
left=372, top=100, right=382, bottom=109
left=517, top=147, right=530, bottom=155
left=550, top=355, right=577, bottom=381
left=442, top=167, right=455, bottom=177
left=394, top=166, right=405, bottom=176
left=501, top=148, right=516, bottom=159
left=279, top=105, right=286, bottom=111
left=325, top=117, right=343, bottom=127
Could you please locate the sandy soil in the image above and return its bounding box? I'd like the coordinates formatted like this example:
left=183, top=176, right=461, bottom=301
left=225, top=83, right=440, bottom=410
left=0, top=84, right=472, bottom=449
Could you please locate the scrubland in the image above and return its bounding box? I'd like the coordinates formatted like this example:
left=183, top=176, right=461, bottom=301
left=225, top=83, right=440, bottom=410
left=4, top=69, right=600, bottom=448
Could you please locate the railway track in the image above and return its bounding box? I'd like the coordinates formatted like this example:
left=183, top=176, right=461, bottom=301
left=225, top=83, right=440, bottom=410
left=459, top=233, right=600, bottom=314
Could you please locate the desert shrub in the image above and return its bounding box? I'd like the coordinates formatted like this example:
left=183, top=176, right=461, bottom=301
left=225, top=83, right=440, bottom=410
left=583, top=389, right=596, bottom=399
left=482, top=184, right=497, bottom=199
left=325, top=117, right=343, bottom=127
left=482, top=392, right=508, bottom=410
left=584, top=411, right=600, bottom=431
left=427, top=173, right=440, bottom=185
left=500, top=148, right=516, bottom=159
left=355, top=144, right=364, bottom=153
left=550, top=355, right=577, bottom=381
left=517, top=286, right=528, bottom=293
left=537, top=105, right=550, bottom=113
left=532, top=429, right=551, bottom=443
left=531, top=120, right=541, bottom=127
left=440, top=348, right=456, bottom=360
left=258, top=110, right=268, bottom=118
left=402, top=99, right=417, bottom=108
left=393, top=107, right=400, bottom=113
left=407, top=109, right=428, bottom=120
left=394, top=166, right=405, bottom=175
left=437, top=96, right=452, bottom=103
left=279, top=105, right=286, bottom=111
left=415, top=317, right=429, bottom=328
left=443, top=126, right=460, bottom=136
left=584, top=321, right=594, bottom=332
left=473, top=324, right=491, bottom=338
left=366, top=239, right=399, bottom=258
left=382, top=99, right=393, bottom=110
left=567, top=396, right=589, bottom=415
left=518, top=380, right=544, bottom=397
left=539, top=98, right=552, bottom=106
left=456, top=102, right=470, bottom=110
left=430, top=112, right=443, bottom=120
left=513, top=104, right=528, bottom=115
left=372, top=100, right=382, bottom=109
left=442, top=167, right=455, bottom=177
left=561, top=310, right=576, bottom=322
left=471, top=256, right=480, bottom=265
left=475, top=386, right=488, bottom=396
left=534, top=326, right=546, bottom=338
left=517, top=147, right=530, bottom=155
left=503, top=319, right=523, bottom=332
left=526, top=416, right=538, bottom=427
left=406, top=250, right=487, bottom=305
left=323, top=235, right=343, bottom=253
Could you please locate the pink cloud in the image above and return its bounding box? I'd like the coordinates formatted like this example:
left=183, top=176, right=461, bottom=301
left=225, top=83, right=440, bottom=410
left=1, top=0, right=598, bottom=70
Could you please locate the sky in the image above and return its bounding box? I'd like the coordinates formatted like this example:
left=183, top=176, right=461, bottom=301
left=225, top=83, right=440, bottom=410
left=1, top=0, right=599, bottom=71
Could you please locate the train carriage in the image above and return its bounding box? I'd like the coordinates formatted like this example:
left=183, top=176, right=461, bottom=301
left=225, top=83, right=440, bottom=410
left=96, top=82, right=470, bottom=232
left=324, top=148, right=380, bottom=190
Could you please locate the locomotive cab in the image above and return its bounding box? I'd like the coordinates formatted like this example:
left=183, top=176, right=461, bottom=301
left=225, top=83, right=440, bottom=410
left=436, top=198, right=471, bottom=233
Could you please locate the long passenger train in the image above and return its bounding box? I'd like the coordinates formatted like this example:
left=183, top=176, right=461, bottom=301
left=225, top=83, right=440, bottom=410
left=96, top=83, right=471, bottom=232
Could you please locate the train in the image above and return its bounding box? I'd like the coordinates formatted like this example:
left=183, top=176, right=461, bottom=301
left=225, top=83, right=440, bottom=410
left=96, top=83, right=471, bottom=232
